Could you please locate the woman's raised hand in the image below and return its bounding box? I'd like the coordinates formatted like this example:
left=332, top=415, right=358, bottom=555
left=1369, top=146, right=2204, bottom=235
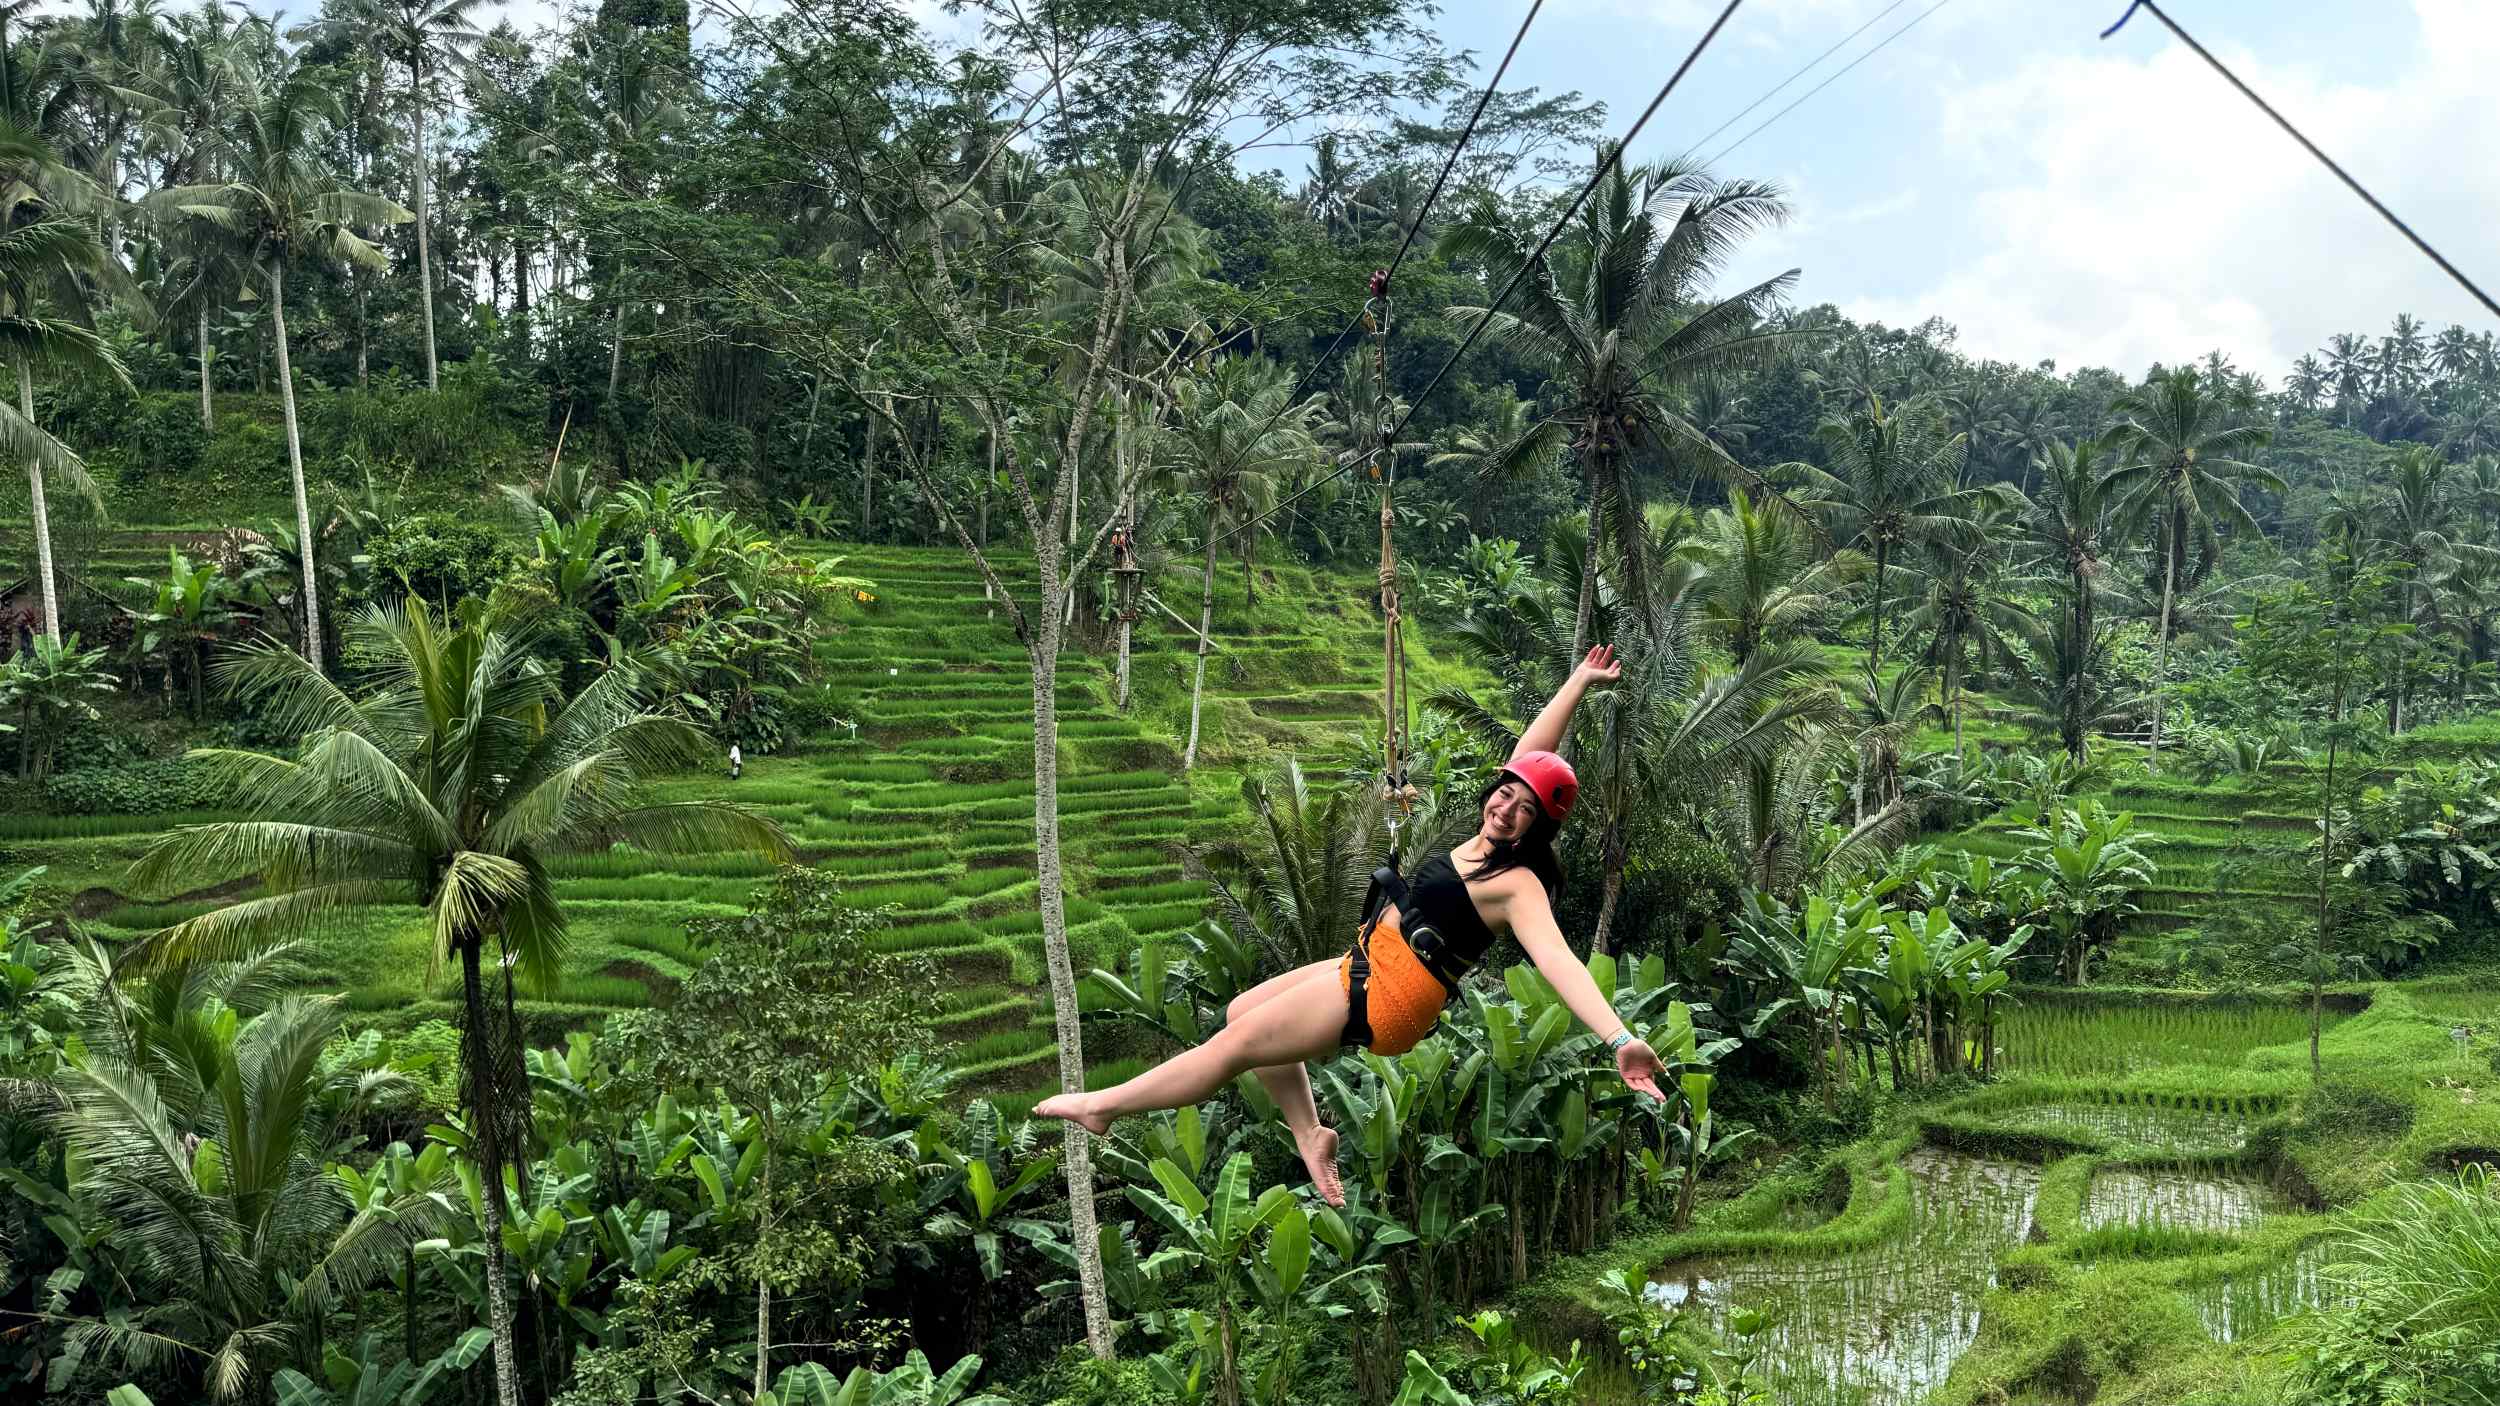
left=1615, top=1037, right=1665, bottom=1101
left=1574, top=644, right=1622, bottom=688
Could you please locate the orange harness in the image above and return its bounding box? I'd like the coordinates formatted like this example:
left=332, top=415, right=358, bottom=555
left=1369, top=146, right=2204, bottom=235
left=1339, top=865, right=1474, bottom=1056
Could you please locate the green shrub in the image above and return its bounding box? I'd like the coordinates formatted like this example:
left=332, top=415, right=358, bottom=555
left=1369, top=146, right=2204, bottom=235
left=45, top=757, right=223, bottom=815
left=349, top=513, right=523, bottom=611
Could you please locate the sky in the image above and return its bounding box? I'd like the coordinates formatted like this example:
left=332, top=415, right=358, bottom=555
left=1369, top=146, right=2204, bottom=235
left=1368, top=0, right=2500, bottom=385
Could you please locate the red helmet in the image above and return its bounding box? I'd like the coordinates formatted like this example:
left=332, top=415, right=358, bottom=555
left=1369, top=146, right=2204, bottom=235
left=1497, top=750, right=1578, bottom=825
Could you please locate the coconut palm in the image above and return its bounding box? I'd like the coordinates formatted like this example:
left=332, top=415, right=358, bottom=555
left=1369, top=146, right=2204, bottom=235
left=1788, top=394, right=2009, bottom=679
left=149, top=59, right=413, bottom=674
left=1163, top=358, right=1323, bottom=770
left=2020, top=437, right=2119, bottom=660
left=46, top=956, right=452, bottom=1404
left=137, top=5, right=249, bottom=425
left=2285, top=355, right=2327, bottom=415
left=2102, top=367, right=2281, bottom=771
left=348, top=0, right=487, bottom=391
left=1437, top=146, right=1802, bottom=656
left=2323, top=333, right=2372, bottom=422
left=1690, top=486, right=1863, bottom=665
left=125, top=597, right=791, bottom=1406
left=1901, top=499, right=2039, bottom=757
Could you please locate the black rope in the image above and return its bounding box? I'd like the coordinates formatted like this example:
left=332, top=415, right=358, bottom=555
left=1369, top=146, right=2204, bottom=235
left=1182, top=0, right=1553, bottom=550
left=1221, top=0, right=1755, bottom=551
left=1704, top=0, right=1954, bottom=169
left=2102, top=0, right=2500, bottom=323
left=1383, top=0, right=1548, bottom=288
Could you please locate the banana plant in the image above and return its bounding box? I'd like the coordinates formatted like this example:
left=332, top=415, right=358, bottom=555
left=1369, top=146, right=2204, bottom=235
left=762, top=1351, right=1011, bottom=1406
left=1122, top=1152, right=1301, bottom=1406
left=1087, top=939, right=1213, bottom=1046
left=269, top=1329, right=492, bottom=1406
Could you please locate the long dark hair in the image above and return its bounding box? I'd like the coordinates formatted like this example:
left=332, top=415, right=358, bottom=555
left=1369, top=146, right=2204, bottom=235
left=1462, top=779, right=1564, bottom=898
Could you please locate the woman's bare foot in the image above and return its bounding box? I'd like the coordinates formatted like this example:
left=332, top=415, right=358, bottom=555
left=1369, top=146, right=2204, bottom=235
left=1295, top=1125, right=1345, bottom=1206
left=1033, top=1092, right=1113, bottom=1135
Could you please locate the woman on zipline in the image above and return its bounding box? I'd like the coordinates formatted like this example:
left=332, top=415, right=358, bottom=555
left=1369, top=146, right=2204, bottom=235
left=1037, top=645, right=1665, bottom=1205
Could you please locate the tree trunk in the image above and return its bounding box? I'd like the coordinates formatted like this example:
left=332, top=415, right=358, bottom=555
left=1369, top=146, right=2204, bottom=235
left=270, top=266, right=324, bottom=673
left=2314, top=731, right=2336, bottom=1081
left=197, top=305, right=214, bottom=428
left=1592, top=826, right=1624, bottom=956
left=2148, top=513, right=2178, bottom=773
left=862, top=402, right=878, bottom=537
left=1869, top=541, right=1888, bottom=681
left=19, top=358, right=59, bottom=645
left=1570, top=448, right=1602, bottom=659
left=412, top=62, right=439, bottom=391
left=753, top=1143, right=773, bottom=1401
left=1031, top=547, right=1116, bottom=1358
left=1950, top=641, right=1965, bottom=758
left=462, top=943, right=524, bottom=1406
left=607, top=295, right=626, bottom=400
left=1182, top=519, right=1219, bottom=771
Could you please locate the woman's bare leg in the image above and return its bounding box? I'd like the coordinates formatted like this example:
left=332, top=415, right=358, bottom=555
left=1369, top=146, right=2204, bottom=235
left=1235, top=965, right=1351, bottom=1204
left=1037, top=969, right=1351, bottom=1200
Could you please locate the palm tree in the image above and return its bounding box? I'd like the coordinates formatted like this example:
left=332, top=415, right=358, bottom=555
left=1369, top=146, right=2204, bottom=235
left=0, top=183, right=127, bottom=646
left=1163, top=359, right=1322, bottom=770
left=2004, top=594, right=2140, bottom=764
left=1438, top=146, right=1801, bottom=656
left=1901, top=499, right=2038, bottom=757
left=1842, top=660, right=1938, bottom=825
left=47, top=950, right=453, bottom=1403
left=1426, top=389, right=1540, bottom=530
left=2021, top=437, right=2118, bottom=653
left=361, top=0, right=486, bottom=391
left=1789, top=394, right=2007, bottom=679
left=139, top=4, right=249, bottom=426
left=151, top=60, right=413, bottom=674
left=1690, top=486, right=1862, bottom=665
left=2433, top=324, right=2480, bottom=387
left=2103, top=368, right=2281, bottom=771
left=125, top=598, right=791, bottom=1406
left=2286, top=355, right=2327, bottom=415
left=2324, top=332, right=2372, bottom=422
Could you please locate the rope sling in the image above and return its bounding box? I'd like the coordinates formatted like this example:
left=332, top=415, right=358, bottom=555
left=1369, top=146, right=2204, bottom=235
left=1364, top=266, right=1421, bottom=859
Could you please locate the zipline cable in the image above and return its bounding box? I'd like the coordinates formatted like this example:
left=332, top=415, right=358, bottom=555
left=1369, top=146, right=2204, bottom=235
left=1673, top=0, right=1913, bottom=166
left=1703, top=0, right=1953, bottom=170
left=1164, top=0, right=1552, bottom=541
left=2101, top=0, right=2500, bottom=323
left=1221, top=0, right=1756, bottom=551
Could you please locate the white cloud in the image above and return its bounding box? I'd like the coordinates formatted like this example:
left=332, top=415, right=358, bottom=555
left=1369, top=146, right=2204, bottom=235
left=1841, top=0, right=2500, bottom=379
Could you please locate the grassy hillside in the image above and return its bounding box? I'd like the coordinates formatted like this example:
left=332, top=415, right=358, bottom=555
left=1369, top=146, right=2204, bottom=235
left=12, top=537, right=1480, bottom=1116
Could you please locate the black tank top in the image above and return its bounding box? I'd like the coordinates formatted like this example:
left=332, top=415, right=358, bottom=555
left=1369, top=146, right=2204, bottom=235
left=1406, top=851, right=1500, bottom=971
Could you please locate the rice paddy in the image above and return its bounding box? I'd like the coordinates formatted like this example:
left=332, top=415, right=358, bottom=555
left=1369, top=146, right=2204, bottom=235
left=2082, top=1167, right=2293, bottom=1233
left=1997, top=999, right=2338, bottom=1077
left=1647, top=1148, right=2043, bottom=1405
left=26, top=541, right=1474, bottom=1106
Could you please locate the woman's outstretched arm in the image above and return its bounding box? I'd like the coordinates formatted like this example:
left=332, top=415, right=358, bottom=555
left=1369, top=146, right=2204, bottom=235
left=1505, top=880, right=1666, bottom=1100
left=1511, top=645, right=1619, bottom=761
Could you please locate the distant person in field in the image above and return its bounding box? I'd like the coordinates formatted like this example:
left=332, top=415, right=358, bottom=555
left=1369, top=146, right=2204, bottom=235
left=1036, top=646, right=1664, bottom=1206
left=729, top=742, right=742, bottom=780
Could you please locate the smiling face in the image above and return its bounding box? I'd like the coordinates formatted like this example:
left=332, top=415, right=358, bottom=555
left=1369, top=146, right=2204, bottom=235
left=1480, top=778, right=1542, bottom=844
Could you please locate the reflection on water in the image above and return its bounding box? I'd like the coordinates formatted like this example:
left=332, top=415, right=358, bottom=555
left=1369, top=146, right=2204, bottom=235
left=1645, top=1150, right=2040, bottom=1406
left=2002, top=1101, right=2248, bottom=1152
left=2085, top=1167, right=2293, bottom=1232
left=2190, top=1239, right=2341, bottom=1342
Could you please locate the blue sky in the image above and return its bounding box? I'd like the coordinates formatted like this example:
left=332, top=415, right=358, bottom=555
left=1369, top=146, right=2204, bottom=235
left=1350, top=0, right=2495, bottom=382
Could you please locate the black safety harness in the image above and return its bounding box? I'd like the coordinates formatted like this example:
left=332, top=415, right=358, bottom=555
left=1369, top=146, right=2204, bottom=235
left=1342, top=861, right=1480, bottom=1051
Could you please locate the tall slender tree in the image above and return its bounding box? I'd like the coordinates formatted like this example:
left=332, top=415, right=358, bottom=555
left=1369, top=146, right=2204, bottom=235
left=150, top=60, right=412, bottom=673
left=1790, top=394, right=2006, bottom=680
left=1439, top=146, right=1801, bottom=656
left=2103, top=368, right=2280, bottom=771
left=362, top=0, right=487, bottom=390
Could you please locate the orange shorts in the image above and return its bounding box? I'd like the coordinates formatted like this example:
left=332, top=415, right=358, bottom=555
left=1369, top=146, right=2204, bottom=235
left=1339, top=904, right=1453, bottom=1056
